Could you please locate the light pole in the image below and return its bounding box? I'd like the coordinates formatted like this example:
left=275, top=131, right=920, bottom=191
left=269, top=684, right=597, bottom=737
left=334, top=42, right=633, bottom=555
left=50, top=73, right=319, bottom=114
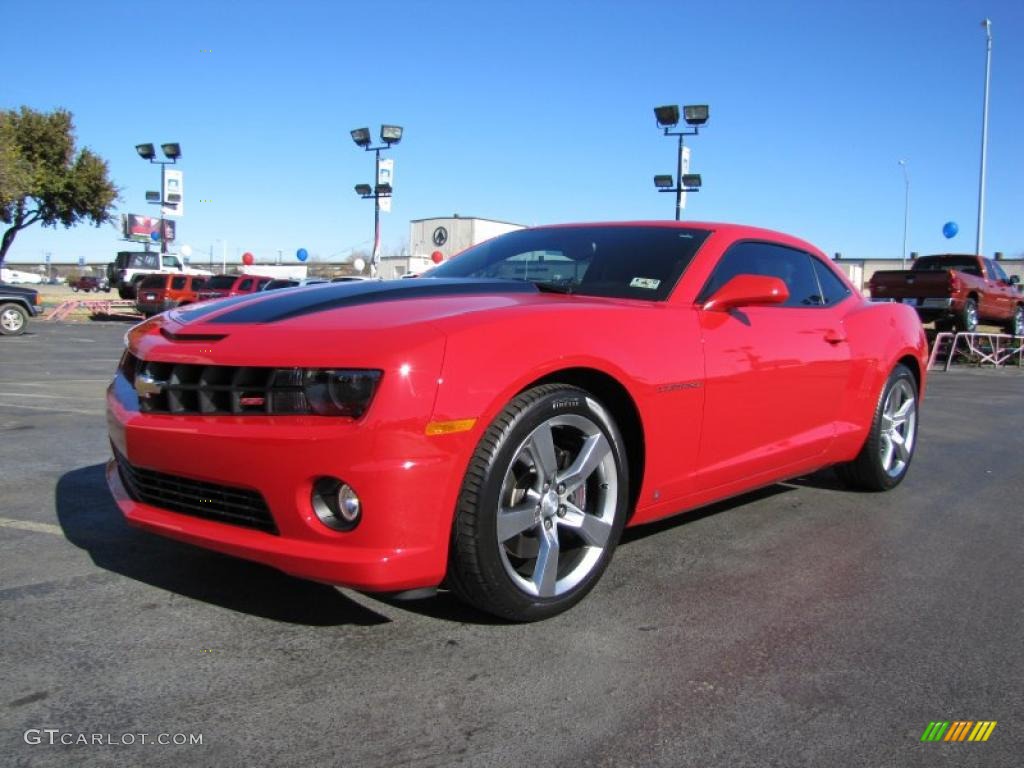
left=351, top=125, right=403, bottom=277
left=135, top=143, right=181, bottom=255
left=898, top=159, right=910, bottom=268
left=976, top=18, right=993, bottom=257
left=653, top=104, right=709, bottom=220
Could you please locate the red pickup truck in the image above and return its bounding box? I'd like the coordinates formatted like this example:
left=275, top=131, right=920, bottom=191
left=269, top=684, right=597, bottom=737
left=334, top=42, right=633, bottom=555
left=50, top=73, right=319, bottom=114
left=868, top=254, right=1022, bottom=336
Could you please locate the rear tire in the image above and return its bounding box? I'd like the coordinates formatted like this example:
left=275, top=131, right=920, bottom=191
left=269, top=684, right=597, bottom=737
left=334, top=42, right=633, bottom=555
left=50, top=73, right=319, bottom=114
left=958, top=298, right=978, bottom=333
left=836, top=364, right=918, bottom=491
left=448, top=384, right=629, bottom=621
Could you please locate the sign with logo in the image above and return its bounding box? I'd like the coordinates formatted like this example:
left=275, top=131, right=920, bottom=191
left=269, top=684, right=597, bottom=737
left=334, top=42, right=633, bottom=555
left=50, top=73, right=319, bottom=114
left=162, top=169, right=184, bottom=217
left=377, top=159, right=393, bottom=213
left=432, top=226, right=448, bottom=247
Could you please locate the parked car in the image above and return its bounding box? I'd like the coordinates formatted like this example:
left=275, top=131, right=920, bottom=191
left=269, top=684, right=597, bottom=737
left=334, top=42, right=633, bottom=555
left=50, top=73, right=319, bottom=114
left=108, top=222, right=928, bottom=621
left=868, top=254, right=1023, bottom=335
left=263, top=277, right=329, bottom=291
left=70, top=275, right=111, bottom=293
left=195, top=274, right=274, bottom=302
left=106, top=250, right=210, bottom=300
left=0, top=282, right=43, bottom=336
left=135, top=274, right=208, bottom=318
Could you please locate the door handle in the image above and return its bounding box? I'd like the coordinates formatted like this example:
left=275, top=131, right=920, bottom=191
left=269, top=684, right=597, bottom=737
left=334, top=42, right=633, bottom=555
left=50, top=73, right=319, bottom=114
left=823, top=329, right=847, bottom=344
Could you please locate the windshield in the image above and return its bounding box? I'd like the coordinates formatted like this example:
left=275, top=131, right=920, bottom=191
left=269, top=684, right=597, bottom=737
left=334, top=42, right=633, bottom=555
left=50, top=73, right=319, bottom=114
left=205, top=275, right=237, bottom=289
left=427, top=225, right=710, bottom=301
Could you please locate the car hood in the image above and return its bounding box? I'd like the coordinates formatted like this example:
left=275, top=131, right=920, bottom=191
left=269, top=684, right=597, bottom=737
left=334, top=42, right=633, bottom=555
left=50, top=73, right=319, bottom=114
left=130, top=279, right=632, bottom=367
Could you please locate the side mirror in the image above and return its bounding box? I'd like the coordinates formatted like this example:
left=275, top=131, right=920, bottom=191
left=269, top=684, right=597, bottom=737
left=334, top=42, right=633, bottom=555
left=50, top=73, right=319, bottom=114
left=1009, top=275, right=1020, bottom=285
left=702, top=274, right=789, bottom=312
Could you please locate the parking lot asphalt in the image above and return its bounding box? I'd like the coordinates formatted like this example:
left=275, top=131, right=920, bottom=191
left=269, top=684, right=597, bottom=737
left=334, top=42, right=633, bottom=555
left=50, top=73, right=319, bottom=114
left=2, top=321, right=1022, bottom=767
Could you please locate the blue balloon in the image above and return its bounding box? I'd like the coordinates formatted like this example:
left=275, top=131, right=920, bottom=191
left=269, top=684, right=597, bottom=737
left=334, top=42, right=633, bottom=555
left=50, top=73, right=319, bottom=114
left=296, top=248, right=308, bottom=262
left=942, top=221, right=959, bottom=239
left=150, top=230, right=161, bottom=242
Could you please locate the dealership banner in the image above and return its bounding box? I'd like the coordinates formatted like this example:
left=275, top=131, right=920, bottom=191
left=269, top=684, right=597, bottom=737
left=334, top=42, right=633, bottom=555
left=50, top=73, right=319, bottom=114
left=378, top=159, right=393, bottom=213
left=121, top=214, right=175, bottom=243
left=163, top=169, right=184, bottom=217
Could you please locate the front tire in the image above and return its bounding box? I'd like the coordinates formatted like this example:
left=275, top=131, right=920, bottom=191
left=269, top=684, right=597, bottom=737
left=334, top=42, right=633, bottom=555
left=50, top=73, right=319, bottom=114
left=448, top=384, right=629, bottom=621
left=836, top=364, right=918, bottom=491
left=0, top=303, right=28, bottom=336
left=1005, top=305, right=1023, bottom=338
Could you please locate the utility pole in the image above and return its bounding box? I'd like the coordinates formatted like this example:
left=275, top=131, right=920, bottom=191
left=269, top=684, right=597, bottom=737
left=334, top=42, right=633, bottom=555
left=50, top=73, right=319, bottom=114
left=976, top=19, right=993, bottom=257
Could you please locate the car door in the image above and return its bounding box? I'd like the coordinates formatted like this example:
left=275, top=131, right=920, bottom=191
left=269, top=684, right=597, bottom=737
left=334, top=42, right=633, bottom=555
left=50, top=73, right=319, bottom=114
left=984, top=259, right=1013, bottom=320
left=695, top=241, right=853, bottom=490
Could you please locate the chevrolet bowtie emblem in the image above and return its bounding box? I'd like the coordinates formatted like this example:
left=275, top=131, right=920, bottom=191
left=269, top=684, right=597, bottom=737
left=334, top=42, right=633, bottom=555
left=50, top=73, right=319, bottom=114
left=134, top=372, right=165, bottom=399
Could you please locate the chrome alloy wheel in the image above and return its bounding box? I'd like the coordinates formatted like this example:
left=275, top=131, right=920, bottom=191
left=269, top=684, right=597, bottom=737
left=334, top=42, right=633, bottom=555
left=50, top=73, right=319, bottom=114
left=879, top=378, right=917, bottom=478
left=965, top=302, right=979, bottom=331
left=1, top=306, right=26, bottom=334
left=495, top=412, right=618, bottom=598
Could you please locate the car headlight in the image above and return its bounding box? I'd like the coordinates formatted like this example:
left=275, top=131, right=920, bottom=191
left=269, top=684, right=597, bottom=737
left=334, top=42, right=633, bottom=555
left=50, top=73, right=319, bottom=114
left=302, top=370, right=382, bottom=418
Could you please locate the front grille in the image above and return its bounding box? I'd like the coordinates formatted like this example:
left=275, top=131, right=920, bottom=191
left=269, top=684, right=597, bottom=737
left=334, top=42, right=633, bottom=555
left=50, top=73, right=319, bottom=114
left=122, top=353, right=311, bottom=415
left=114, top=448, right=278, bottom=534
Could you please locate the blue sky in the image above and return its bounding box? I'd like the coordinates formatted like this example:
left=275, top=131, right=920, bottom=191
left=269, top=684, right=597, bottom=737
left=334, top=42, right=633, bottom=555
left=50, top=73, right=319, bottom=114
left=4, top=0, right=1022, bottom=265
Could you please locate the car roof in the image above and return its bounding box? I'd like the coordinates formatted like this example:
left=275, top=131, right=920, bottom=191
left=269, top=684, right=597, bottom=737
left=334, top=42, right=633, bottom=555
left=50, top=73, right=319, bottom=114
left=525, top=220, right=825, bottom=256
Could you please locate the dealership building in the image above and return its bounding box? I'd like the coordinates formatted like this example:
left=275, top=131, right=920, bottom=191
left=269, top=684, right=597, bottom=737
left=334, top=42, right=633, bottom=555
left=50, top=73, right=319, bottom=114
left=376, top=215, right=524, bottom=279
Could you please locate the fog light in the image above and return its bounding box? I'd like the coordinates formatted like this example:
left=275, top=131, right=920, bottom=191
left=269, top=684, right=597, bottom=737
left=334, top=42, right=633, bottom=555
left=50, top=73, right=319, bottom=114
left=337, top=484, right=361, bottom=522
left=312, top=477, right=361, bottom=531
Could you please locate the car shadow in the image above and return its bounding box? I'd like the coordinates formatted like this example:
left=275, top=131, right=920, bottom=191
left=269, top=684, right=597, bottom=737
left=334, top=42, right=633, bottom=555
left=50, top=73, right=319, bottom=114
left=55, top=463, right=390, bottom=626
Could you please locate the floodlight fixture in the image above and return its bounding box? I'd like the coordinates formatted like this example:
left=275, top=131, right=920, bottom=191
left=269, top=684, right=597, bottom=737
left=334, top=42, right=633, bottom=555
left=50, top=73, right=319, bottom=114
left=682, top=173, right=703, bottom=188
left=682, top=105, right=709, bottom=126
left=145, top=190, right=160, bottom=202
left=654, top=105, right=680, bottom=128
left=375, top=183, right=393, bottom=195
left=351, top=128, right=372, bottom=147
left=135, top=143, right=156, bottom=160
left=161, top=143, right=182, bottom=160
left=654, top=175, right=674, bottom=189
left=355, top=184, right=372, bottom=196
left=380, top=124, right=403, bottom=145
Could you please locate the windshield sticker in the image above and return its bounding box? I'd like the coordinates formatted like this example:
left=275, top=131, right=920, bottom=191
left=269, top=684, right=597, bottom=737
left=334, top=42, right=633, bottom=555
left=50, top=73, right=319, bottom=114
left=630, top=277, right=661, bottom=290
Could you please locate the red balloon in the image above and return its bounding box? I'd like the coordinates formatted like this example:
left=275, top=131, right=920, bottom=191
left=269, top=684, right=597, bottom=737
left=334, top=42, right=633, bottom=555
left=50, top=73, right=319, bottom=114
left=431, top=250, right=444, bottom=264
left=242, top=252, right=254, bottom=266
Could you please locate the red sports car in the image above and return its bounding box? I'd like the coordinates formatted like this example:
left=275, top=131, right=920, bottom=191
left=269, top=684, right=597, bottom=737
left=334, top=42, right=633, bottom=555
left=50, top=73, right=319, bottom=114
left=107, top=222, right=928, bottom=621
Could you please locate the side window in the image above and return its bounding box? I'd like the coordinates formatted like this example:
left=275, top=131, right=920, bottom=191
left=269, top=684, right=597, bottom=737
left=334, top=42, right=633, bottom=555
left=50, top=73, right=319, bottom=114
left=699, top=241, right=823, bottom=307
left=191, top=277, right=205, bottom=289
left=987, top=260, right=1008, bottom=283
left=810, top=258, right=851, bottom=306
left=171, top=276, right=186, bottom=290
left=238, top=279, right=253, bottom=291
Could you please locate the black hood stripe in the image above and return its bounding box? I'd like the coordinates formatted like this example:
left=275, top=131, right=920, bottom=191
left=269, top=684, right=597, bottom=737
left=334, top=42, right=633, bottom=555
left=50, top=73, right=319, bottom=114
left=200, top=278, right=538, bottom=325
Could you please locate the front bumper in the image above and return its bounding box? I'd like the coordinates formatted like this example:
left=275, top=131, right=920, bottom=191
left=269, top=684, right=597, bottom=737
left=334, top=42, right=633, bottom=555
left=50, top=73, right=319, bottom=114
left=105, top=372, right=470, bottom=592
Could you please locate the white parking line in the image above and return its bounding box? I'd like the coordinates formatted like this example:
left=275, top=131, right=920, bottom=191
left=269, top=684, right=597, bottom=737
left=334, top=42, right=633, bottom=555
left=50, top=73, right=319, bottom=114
left=0, top=516, right=64, bottom=536
left=1, top=392, right=103, bottom=401
left=0, top=402, right=104, bottom=416
left=3, top=379, right=112, bottom=385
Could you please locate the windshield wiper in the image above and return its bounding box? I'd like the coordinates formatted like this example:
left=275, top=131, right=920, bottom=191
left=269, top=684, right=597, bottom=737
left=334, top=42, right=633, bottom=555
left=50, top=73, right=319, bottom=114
left=531, top=280, right=576, bottom=295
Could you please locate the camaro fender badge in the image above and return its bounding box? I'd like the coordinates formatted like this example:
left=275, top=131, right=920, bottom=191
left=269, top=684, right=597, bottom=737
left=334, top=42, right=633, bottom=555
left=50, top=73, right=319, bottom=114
left=657, top=381, right=703, bottom=393
left=134, top=372, right=165, bottom=399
